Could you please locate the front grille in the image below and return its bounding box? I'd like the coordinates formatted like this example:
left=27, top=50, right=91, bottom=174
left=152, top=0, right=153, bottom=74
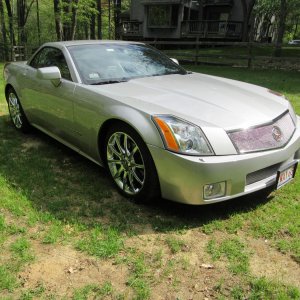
left=246, top=163, right=280, bottom=185
left=228, top=112, right=295, bottom=153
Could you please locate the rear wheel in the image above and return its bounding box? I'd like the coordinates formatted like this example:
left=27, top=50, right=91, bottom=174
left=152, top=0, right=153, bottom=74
left=104, top=123, right=160, bottom=203
left=6, top=88, right=31, bottom=133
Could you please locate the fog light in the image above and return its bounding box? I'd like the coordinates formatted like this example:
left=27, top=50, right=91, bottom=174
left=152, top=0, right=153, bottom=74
left=203, top=182, right=226, bottom=200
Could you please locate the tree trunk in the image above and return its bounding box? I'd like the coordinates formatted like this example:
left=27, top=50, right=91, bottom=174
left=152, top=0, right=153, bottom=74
left=4, top=0, right=15, bottom=45
left=90, top=9, right=96, bottom=39
left=108, top=0, right=111, bottom=39
left=293, top=16, right=299, bottom=39
left=114, top=0, right=121, bottom=39
left=0, top=0, right=9, bottom=60
left=16, top=0, right=34, bottom=45
left=54, top=0, right=63, bottom=40
left=274, top=0, right=287, bottom=57
left=36, top=0, right=41, bottom=44
left=70, top=0, right=78, bottom=40
left=241, top=0, right=256, bottom=42
left=62, top=0, right=71, bottom=40
left=97, top=0, right=102, bottom=39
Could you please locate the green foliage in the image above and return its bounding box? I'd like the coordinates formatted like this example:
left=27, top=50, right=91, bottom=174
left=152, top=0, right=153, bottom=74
left=20, top=284, right=46, bottom=300
left=10, top=237, right=35, bottom=263
left=76, top=227, right=123, bottom=258
left=249, top=277, right=300, bottom=300
left=165, top=236, right=185, bottom=254
left=127, top=255, right=151, bottom=300
left=206, top=238, right=250, bottom=275
left=0, top=265, right=17, bottom=292
left=72, top=282, right=113, bottom=300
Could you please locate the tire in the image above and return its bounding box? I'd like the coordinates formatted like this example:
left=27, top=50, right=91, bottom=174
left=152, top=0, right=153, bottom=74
left=104, top=122, right=160, bottom=203
left=6, top=87, right=31, bottom=133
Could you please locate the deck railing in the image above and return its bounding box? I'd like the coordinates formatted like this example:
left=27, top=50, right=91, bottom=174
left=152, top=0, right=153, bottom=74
left=121, top=21, right=143, bottom=37
left=182, top=20, right=243, bottom=39
left=202, top=0, right=233, bottom=6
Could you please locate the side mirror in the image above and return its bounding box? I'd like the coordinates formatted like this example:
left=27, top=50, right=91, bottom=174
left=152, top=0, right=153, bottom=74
left=170, top=58, right=179, bottom=65
left=37, top=66, right=61, bottom=87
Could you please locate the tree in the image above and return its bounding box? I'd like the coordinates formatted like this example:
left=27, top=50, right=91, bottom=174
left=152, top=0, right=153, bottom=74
left=17, top=0, right=35, bottom=44
left=4, top=0, right=15, bottom=45
left=241, top=0, right=257, bottom=42
left=97, top=0, right=102, bottom=39
left=274, top=0, right=287, bottom=56
left=54, top=0, right=63, bottom=40
left=53, top=0, right=79, bottom=41
left=114, top=0, right=121, bottom=39
left=0, top=0, right=9, bottom=59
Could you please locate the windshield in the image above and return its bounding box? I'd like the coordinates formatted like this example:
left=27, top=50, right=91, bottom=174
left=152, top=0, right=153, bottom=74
left=68, top=43, right=187, bottom=84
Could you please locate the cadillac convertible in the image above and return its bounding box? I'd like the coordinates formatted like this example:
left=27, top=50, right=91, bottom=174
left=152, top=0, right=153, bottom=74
left=3, top=41, right=300, bottom=204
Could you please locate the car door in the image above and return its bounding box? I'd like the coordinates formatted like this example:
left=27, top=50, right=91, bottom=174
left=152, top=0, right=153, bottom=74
left=22, top=47, right=78, bottom=145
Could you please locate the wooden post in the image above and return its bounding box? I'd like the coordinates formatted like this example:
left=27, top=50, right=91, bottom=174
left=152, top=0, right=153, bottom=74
left=247, top=42, right=252, bottom=68
left=195, top=36, right=199, bottom=65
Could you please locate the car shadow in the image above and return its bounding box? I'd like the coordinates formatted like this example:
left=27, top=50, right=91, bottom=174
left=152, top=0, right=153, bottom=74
left=0, top=114, right=274, bottom=234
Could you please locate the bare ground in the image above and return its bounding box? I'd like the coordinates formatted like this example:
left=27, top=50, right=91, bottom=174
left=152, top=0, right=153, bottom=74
left=11, top=225, right=300, bottom=299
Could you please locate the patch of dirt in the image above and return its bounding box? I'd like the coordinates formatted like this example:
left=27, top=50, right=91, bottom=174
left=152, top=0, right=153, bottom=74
left=125, top=229, right=237, bottom=299
left=21, top=137, right=44, bottom=152
left=19, top=241, right=132, bottom=298
left=249, top=238, right=300, bottom=288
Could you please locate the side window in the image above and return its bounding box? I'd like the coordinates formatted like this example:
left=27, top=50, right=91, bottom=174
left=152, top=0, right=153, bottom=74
left=29, top=47, right=72, bottom=81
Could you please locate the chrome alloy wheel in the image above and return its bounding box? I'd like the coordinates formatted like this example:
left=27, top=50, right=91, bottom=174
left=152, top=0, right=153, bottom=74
left=8, top=92, right=22, bottom=129
left=107, top=132, right=145, bottom=195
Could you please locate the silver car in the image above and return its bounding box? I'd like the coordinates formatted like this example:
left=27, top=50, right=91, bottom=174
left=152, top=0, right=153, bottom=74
left=3, top=41, right=300, bottom=205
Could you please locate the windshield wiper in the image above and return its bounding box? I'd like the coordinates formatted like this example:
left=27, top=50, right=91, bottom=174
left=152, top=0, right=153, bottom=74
left=90, top=79, right=128, bottom=85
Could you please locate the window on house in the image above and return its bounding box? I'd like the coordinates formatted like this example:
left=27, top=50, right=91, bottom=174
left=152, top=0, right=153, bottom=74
left=148, top=5, right=179, bottom=28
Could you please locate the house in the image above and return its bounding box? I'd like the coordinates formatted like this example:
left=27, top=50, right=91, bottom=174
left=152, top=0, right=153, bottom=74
left=120, top=0, right=247, bottom=41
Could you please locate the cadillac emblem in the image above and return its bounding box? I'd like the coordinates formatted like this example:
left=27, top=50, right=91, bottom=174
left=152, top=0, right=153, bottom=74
left=272, top=126, right=283, bottom=142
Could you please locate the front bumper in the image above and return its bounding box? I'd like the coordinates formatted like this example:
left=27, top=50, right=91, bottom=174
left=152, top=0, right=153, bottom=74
left=148, top=118, right=300, bottom=205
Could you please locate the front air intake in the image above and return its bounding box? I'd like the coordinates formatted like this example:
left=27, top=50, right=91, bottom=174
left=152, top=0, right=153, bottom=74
left=228, top=112, right=295, bottom=154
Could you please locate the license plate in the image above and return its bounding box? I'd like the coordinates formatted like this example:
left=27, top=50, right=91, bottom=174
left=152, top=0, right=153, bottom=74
left=276, top=163, right=297, bottom=189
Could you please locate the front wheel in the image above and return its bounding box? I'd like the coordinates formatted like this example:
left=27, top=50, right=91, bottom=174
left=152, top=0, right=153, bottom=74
left=6, top=88, right=31, bottom=133
left=104, top=123, right=160, bottom=203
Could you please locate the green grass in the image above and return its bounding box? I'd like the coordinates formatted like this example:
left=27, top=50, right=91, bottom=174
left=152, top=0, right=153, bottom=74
left=0, top=266, right=17, bottom=292
left=10, top=237, right=34, bottom=263
left=0, top=62, right=300, bottom=299
left=127, top=254, right=151, bottom=300
left=76, top=227, right=123, bottom=258
left=72, top=282, right=114, bottom=300
left=207, top=237, right=250, bottom=275
left=165, top=236, right=185, bottom=254
left=165, top=45, right=300, bottom=57
left=164, top=45, right=300, bottom=68
left=248, top=277, right=300, bottom=300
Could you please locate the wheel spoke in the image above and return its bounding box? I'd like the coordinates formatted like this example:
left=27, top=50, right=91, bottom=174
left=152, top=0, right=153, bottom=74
left=108, top=143, right=122, bottom=158
left=113, top=167, right=124, bottom=180
left=107, top=159, right=122, bottom=164
left=128, top=172, right=136, bottom=192
left=129, top=145, right=138, bottom=159
left=123, top=134, right=130, bottom=156
left=131, top=169, right=143, bottom=185
left=122, top=172, right=128, bottom=191
left=132, top=163, right=144, bottom=169
left=115, top=134, right=124, bottom=155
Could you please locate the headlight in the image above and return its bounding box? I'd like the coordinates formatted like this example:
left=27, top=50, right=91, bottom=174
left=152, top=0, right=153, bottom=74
left=153, top=115, right=214, bottom=155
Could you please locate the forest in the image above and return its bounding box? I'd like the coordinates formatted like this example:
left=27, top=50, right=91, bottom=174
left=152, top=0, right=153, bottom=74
left=0, top=0, right=130, bottom=60
left=0, top=0, right=299, bottom=61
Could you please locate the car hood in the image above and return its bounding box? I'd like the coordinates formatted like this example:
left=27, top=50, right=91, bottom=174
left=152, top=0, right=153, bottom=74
left=88, top=72, right=289, bottom=130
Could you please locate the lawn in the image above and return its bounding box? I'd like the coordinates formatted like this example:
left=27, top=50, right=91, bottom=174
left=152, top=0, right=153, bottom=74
left=0, top=63, right=299, bottom=299
left=164, top=46, right=300, bottom=69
